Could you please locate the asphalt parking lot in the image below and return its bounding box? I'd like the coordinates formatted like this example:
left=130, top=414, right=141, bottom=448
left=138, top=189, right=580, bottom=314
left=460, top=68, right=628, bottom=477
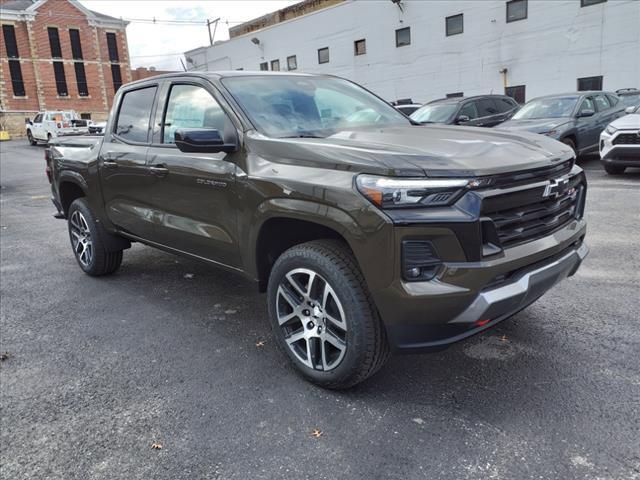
left=1, top=139, right=639, bottom=480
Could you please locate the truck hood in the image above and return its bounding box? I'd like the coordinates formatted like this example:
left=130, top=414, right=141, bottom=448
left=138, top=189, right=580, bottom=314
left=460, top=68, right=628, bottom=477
left=496, top=118, right=573, bottom=134
left=249, top=125, right=573, bottom=177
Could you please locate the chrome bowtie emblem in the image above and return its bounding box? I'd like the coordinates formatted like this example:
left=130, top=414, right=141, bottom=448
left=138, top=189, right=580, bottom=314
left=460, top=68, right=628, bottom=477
left=543, top=177, right=569, bottom=198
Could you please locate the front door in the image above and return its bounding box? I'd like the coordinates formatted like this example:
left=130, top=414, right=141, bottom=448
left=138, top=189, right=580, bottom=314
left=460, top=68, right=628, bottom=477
left=575, top=96, right=600, bottom=152
left=145, top=81, right=242, bottom=269
left=99, top=84, right=159, bottom=239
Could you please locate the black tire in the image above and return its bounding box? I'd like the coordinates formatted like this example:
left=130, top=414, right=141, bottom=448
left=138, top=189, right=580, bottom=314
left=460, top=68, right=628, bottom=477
left=604, top=164, right=626, bottom=175
left=267, top=239, right=390, bottom=389
left=562, top=138, right=577, bottom=157
left=27, top=130, right=37, bottom=146
left=67, top=198, right=123, bottom=276
left=47, top=133, right=52, bottom=144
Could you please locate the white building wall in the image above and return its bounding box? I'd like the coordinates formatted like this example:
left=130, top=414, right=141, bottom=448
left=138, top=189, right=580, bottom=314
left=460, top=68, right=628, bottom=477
left=185, top=0, right=640, bottom=103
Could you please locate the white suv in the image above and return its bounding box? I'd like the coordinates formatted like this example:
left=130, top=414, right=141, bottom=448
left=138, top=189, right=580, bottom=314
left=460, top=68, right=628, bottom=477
left=26, top=110, right=89, bottom=145
left=600, top=105, right=640, bottom=174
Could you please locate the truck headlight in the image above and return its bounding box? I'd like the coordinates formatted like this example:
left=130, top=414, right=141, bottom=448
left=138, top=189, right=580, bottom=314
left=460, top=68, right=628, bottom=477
left=356, top=175, right=471, bottom=208
left=605, top=125, right=618, bottom=135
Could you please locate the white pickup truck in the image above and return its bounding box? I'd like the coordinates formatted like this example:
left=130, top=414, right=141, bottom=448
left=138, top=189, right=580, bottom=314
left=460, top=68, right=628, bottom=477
left=26, top=110, right=89, bottom=145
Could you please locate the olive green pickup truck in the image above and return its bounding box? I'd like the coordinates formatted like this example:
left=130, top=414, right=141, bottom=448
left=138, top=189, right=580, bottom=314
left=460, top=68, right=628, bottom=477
left=47, top=72, right=588, bottom=389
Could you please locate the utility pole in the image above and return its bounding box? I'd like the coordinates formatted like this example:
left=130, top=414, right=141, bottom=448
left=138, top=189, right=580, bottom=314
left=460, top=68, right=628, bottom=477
left=207, top=18, right=220, bottom=46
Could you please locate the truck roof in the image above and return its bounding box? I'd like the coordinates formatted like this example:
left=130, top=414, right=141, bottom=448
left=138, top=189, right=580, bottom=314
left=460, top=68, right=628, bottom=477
left=125, top=70, right=325, bottom=88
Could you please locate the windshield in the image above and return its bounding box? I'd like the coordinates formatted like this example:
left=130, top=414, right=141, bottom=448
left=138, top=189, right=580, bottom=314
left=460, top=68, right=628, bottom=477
left=513, top=97, right=578, bottom=119
left=410, top=103, right=457, bottom=123
left=221, top=75, right=409, bottom=138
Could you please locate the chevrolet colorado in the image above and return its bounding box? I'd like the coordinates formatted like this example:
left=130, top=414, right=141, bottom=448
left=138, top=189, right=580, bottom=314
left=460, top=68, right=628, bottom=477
left=47, top=72, right=588, bottom=389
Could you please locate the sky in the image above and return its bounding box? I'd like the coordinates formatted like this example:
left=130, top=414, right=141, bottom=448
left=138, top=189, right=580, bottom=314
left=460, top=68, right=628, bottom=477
left=80, top=1, right=298, bottom=70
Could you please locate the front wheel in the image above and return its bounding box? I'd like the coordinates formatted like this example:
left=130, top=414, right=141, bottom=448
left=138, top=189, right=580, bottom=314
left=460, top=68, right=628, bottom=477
left=267, top=240, right=389, bottom=389
left=27, top=130, right=37, bottom=146
left=68, top=198, right=123, bottom=276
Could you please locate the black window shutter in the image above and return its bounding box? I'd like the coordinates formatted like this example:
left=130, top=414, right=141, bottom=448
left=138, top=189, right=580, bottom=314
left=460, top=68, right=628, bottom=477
left=53, top=61, right=68, bottom=96
left=8, top=60, right=25, bottom=96
left=69, top=29, right=83, bottom=60
left=48, top=27, right=62, bottom=58
left=2, top=25, right=20, bottom=58
left=111, top=64, right=122, bottom=92
left=106, top=33, right=119, bottom=62
left=74, top=62, right=89, bottom=96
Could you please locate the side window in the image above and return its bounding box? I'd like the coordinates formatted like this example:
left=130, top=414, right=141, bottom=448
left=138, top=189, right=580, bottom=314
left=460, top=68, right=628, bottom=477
left=458, top=102, right=478, bottom=119
left=33, top=114, right=43, bottom=123
left=114, top=86, right=157, bottom=143
left=496, top=97, right=517, bottom=113
left=477, top=98, right=499, bottom=117
left=162, top=84, right=227, bottom=144
left=606, top=94, right=619, bottom=106
left=593, top=94, right=610, bottom=111
left=578, top=97, right=595, bottom=115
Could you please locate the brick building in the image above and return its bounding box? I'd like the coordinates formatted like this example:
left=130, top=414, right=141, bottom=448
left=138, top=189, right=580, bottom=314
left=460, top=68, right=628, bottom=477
left=0, top=0, right=131, bottom=136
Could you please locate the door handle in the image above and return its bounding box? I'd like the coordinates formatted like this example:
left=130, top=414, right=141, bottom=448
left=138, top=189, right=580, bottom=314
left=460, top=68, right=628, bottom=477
left=149, top=164, right=169, bottom=177
left=102, top=160, right=118, bottom=169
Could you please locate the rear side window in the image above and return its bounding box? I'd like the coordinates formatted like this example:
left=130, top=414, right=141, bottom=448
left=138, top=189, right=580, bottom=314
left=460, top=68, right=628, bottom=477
left=162, top=84, right=227, bottom=144
left=593, top=94, right=610, bottom=111
left=114, top=86, right=157, bottom=143
left=496, top=97, right=517, bottom=112
left=477, top=98, right=499, bottom=116
left=606, top=94, right=619, bottom=106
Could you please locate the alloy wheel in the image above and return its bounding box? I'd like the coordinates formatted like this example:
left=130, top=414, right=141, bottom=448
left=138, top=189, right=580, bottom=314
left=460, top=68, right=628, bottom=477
left=276, top=268, right=347, bottom=371
left=70, top=210, right=93, bottom=267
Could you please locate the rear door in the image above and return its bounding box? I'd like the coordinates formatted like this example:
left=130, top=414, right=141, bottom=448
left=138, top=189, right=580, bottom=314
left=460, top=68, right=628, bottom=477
left=144, top=79, right=242, bottom=268
left=575, top=96, right=600, bottom=152
left=472, top=98, right=501, bottom=127
left=99, top=84, right=159, bottom=239
left=494, top=97, right=519, bottom=124
left=594, top=94, right=618, bottom=133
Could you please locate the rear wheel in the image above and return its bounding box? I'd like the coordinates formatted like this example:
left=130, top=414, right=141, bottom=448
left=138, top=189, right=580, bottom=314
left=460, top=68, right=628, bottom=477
left=68, top=198, right=123, bottom=276
left=267, top=239, right=389, bottom=389
left=47, top=133, right=52, bottom=144
left=27, top=130, right=37, bottom=146
left=604, top=164, right=626, bottom=175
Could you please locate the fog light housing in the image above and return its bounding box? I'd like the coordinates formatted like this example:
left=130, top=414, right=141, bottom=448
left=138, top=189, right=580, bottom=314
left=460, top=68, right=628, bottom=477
left=402, top=240, right=441, bottom=281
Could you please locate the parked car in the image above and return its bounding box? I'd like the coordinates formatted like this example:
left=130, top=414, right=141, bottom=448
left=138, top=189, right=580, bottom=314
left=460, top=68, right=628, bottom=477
left=616, top=88, right=640, bottom=109
left=497, top=92, right=625, bottom=156
left=391, top=99, right=423, bottom=116
left=410, top=95, right=519, bottom=127
left=46, top=72, right=588, bottom=389
left=600, top=104, right=640, bottom=174
left=88, top=121, right=107, bottom=135
left=26, top=110, right=89, bottom=145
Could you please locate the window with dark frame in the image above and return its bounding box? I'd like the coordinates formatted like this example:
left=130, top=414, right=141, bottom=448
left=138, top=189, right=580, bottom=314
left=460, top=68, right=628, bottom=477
left=318, top=47, right=329, bottom=64
left=395, top=27, right=411, bottom=47
left=577, top=76, right=603, bottom=91
left=48, top=27, right=62, bottom=58
left=53, top=61, right=68, bottom=96
left=505, top=85, right=526, bottom=103
left=270, top=59, right=280, bottom=71
left=111, top=64, right=123, bottom=92
left=506, top=0, right=527, bottom=23
left=354, top=38, right=366, bottom=56
left=446, top=92, right=464, bottom=98
left=80, top=113, right=92, bottom=120
left=287, top=55, right=297, bottom=70
left=446, top=14, right=464, bottom=36
left=8, top=60, right=25, bottom=97
left=74, top=62, right=89, bottom=96
left=114, top=86, right=157, bottom=143
left=581, top=0, right=606, bottom=6
left=69, top=29, right=83, bottom=59
left=259, top=62, right=268, bottom=71
left=106, top=32, right=119, bottom=62
left=2, top=25, right=19, bottom=58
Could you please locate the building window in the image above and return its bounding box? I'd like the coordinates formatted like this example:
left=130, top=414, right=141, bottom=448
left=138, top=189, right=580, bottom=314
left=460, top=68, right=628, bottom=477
left=505, top=85, right=526, bottom=104
left=287, top=55, right=297, bottom=70
left=48, top=27, right=62, bottom=58
left=69, top=29, right=83, bottom=59
left=106, top=32, right=119, bottom=62
left=354, top=39, right=366, bottom=56
left=318, top=47, right=329, bottom=64
left=53, top=61, right=68, bottom=96
left=581, top=0, right=606, bottom=6
left=80, top=113, right=92, bottom=120
left=395, top=27, right=411, bottom=47
left=506, top=0, right=527, bottom=22
left=8, top=60, right=25, bottom=97
left=259, top=62, right=268, bottom=71
left=74, top=62, right=89, bottom=96
left=2, top=25, right=19, bottom=58
left=111, top=64, right=123, bottom=92
left=577, top=76, right=603, bottom=91
left=446, top=14, right=464, bottom=36
left=270, top=59, right=280, bottom=71
left=446, top=92, right=464, bottom=98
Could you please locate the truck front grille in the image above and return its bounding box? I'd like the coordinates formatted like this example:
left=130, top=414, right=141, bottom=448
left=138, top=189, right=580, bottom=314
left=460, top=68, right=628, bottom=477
left=612, top=133, right=640, bottom=145
left=482, top=179, right=584, bottom=248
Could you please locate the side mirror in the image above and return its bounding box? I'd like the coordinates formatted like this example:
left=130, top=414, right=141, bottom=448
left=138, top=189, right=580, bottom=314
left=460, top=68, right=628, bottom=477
left=456, top=115, right=470, bottom=124
left=625, top=106, right=636, bottom=114
left=174, top=128, right=237, bottom=153
left=577, top=109, right=595, bottom=118
left=26, top=118, right=33, bottom=125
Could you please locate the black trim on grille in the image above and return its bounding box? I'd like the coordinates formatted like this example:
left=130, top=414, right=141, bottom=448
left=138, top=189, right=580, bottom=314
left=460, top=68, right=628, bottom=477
left=612, top=133, right=640, bottom=145
left=477, top=158, right=574, bottom=189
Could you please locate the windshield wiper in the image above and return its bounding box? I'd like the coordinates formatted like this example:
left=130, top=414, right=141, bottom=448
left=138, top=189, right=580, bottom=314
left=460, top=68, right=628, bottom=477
left=279, top=134, right=325, bottom=139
